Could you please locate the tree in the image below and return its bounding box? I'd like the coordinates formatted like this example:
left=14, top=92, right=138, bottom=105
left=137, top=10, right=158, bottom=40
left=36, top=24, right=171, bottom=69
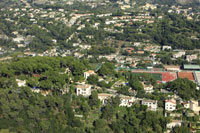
left=98, top=62, right=115, bottom=77
left=88, top=91, right=100, bottom=109
left=167, top=78, right=198, bottom=100
left=129, top=80, right=143, bottom=91
left=93, top=119, right=107, bottom=129
left=87, top=75, right=98, bottom=85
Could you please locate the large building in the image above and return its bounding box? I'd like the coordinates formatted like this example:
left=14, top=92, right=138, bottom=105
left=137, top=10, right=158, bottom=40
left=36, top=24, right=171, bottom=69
left=76, top=84, right=92, bottom=97
left=141, top=100, right=158, bottom=111
left=183, top=64, right=200, bottom=71
left=98, top=93, right=114, bottom=105
left=119, top=95, right=135, bottom=107
left=84, top=70, right=96, bottom=79
left=189, top=100, right=200, bottom=115
left=165, top=99, right=176, bottom=111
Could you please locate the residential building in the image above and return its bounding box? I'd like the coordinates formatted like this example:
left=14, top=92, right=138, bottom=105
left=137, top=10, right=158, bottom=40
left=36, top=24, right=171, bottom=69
left=173, top=51, right=185, bottom=58
left=162, top=46, right=172, bottom=50
left=76, top=84, right=92, bottom=97
left=16, top=79, right=26, bottom=87
left=119, top=95, right=135, bottom=107
left=167, top=120, right=182, bottom=129
left=141, top=100, right=158, bottom=111
left=165, top=99, right=176, bottom=111
left=186, top=54, right=198, bottom=62
left=164, top=65, right=180, bottom=72
left=189, top=100, right=200, bottom=114
left=98, top=93, right=114, bottom=105
left=142, top=83, right=154, bottom=93
left=84, top=70, right=96, bottom=79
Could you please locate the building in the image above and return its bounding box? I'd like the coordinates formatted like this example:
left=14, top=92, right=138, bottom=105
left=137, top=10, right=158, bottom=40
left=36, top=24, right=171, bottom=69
left=98, top=93, right=114, bottom=105
left=119, top=95, right=135, bottom=107
left=186, top=54, right=198, bottom=62
left=189, top=100, right=200, bottom=114
left=166, top=120, right=182, bottom=129
left=141, top=100, right=158, bottom=111
left=173, top=51, right=185, bottom=58
left=76, top=84, right=92, bottom=97
left=162, top=46, right=172, bottom=50
left=164, top=65, right=180, bottom=72
left=182, top=101, right=190, bottom=109
left=165, top=99, right=176, bottom=111
left=16, top=79, right=26, bottom=87
left=142, top=83, right=154, bottom=93
left=183, top=64, right=200, bottom=70
left=84, top=70, right=96, bottom=79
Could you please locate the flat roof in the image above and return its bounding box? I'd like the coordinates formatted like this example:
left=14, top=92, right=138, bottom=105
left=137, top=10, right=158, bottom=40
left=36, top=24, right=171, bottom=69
left=184, top=64, right=200, bottom=70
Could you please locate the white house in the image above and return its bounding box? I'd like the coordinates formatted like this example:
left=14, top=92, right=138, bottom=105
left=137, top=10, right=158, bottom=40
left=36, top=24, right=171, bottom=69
left=76, top=84, right=92, bottom=97
left=16, top=79, right=26, bottom=87
left=142, top=83, right=154, bottom=93
left=182, top=101, right=190, bottom=109
left=186, top=54, right=198, bottom=62
left=98, top=93, right=114, bottom=105
left=173, top=51, right=185, bottom=58
left=162, top=46, right=172, bottom=50
left=189, top=100, right=200, bottom=114
left=84, top=70, right=96, bottom=79
left=141, top=100, right=158, bottom=111
left=167, top=120, right=182, bottom=129
left=119, top=95, right=135, bottom=107
left=165, top=99, right=176, bottom=111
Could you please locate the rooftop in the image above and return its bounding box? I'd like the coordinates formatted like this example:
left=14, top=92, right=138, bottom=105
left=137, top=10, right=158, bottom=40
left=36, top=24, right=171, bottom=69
left=184, top=64, right=200, bottom=70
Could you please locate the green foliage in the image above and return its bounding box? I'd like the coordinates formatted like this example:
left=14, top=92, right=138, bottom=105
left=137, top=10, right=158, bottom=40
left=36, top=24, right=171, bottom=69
left=98, top=62, right=116, bottom=77
left=172, top=126, right=190, bottom=133
left=0, top=88, right=81, bottom=132
left=87, top=75, right=98, bottom=85
left=167, top=78, right=199, bottom=100
left=88, top=46, right=116, bottom=55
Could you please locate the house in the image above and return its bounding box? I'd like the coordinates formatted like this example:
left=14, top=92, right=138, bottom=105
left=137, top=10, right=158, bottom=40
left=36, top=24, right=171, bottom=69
left=119, top=95, right=135, bottom=107
left=189, top=100, right=200, bottom=114
left=164, top=65, right=180, bottom=72
left=98, top=93, right=114, bottom=105
left=142, top=83, right=154, bottom=93
left=76, top=84, right=92, bottom=97
left=165, top=99, right=176, bottom=111
left=141, top=100, right=158, bottom=111
left=182, top=101, right=190, bottom=109
left=162, top=46, right=172, bottom=50
left=173, top=51, right=185, bottom=58
left=186, top=54, right=198, bottom=62
left=166, top=120, right=182, bottom=129
left=16, top=79, right=26, bottom=87
left=84, top=70, right=96, bottom=79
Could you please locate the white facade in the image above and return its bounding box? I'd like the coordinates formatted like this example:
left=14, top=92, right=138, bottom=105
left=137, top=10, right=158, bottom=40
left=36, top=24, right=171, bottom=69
left=162, top=46, right=172, bottom=50
left=173, top=51, right=185, bottom=58
left=119, top=95, right=135, bottom=107
left=165, top=100, right=176, bottom=111
left=186, top=54, right=198, bottom=62
left=189, top=100, right=200, bottom=114
left=167, top=120, right=182, bottom=129
left=143, top=83, right=154, bottom=93
left=76, top=84, right=92, bottom=97
left=84, top=70, right=96, bottom=79
left=98, top=93, right=114, bottom=105
left=16, top=79, right=26, bottom=87
left=141, top=100, right=158, bottom=111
